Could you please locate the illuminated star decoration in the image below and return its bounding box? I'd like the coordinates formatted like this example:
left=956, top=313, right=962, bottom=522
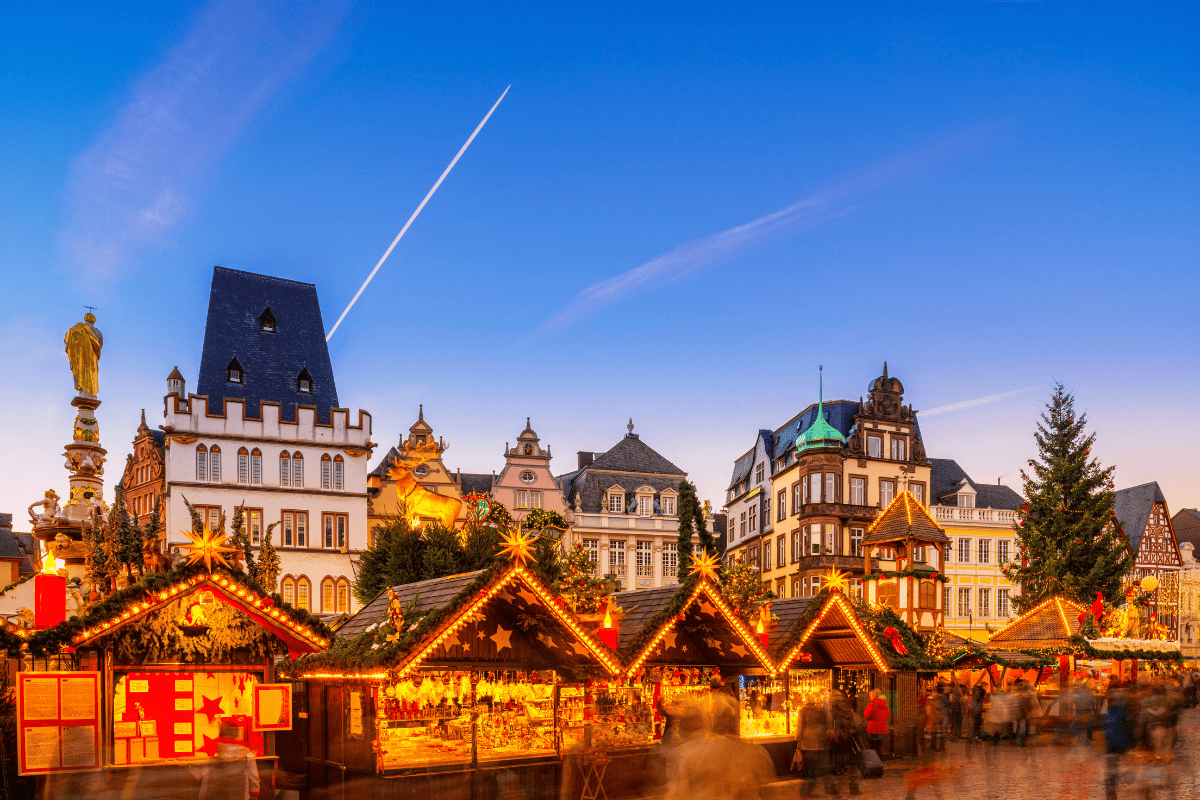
left=688, top=551, right=721, bottom=582
left=823, top=569, right=850, bottom=593
left=499, top=525, right=537, bottom=563
left=178, top=524, right=238, bottom=572
left=198, top=694, right=225, bottom=724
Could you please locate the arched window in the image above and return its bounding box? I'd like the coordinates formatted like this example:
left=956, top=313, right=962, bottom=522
left=237, top=448, right=250, bottom=484
left=258, top=307, right=276, bottom=332
left=281, top=576, right=295, bottom=606
left=296, top=576, right=311, bottom=611
left=333, top=456, right=344, bottom=491
left=292, top=452, right=304, bottom=487
left=877, top=581, right=899, bottom=609
left=336, top=579, right=350, bottom=614
left=196, top=445, right=208, bottom=481
left=321, top=454, right=332, bottom=490
left=321, top=577, right=335, bottom=613
left=226, top=357, right=243, bottom=384
left=297, top=368, right=313, bottom=394
left=279, top=451, right=290, bottom=487
left=250, top=448, right=262, bottom=485
left=209, top=445, right=221, bottom=482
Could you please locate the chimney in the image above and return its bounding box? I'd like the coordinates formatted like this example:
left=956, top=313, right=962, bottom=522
left=578, top=451, right=594, bottom=470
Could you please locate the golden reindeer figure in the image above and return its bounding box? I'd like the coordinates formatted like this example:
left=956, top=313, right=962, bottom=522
left=388, top=439, right=462, bottom=530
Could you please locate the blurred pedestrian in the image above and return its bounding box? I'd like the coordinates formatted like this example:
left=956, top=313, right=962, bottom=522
left=829, top=690, right=863, bottom=796
left=864, top=688, right=891, bottom=757
left=948, top=685, right=963, bottom=742
left=932, top=684, right=949, bottom=751
left=198, top=728, right=261, bottom=800
left=1016, top=680, right=1040, bottom=746
left=795, top=693, right=833, bottom=797
left=1104, top=686, right=1135, bottom=800
left=968, top=685, right=985, bottom=741
left=987, top=684, right=1017, bottom=745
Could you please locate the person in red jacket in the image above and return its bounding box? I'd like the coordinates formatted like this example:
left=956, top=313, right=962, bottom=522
left=864, top=688, right=891, bottom=757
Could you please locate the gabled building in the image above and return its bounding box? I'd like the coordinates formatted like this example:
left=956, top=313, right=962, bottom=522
left=723, top=430, right=776, bottom=569
left=118, top=410, right=165, bottom=526
left=491, top=419, right=570, bottom=522
left=161, top=267, right=373, bottom=616
left=1113, top=481, right=1183, bottom=638
left=559, top=421, right=704, bottom=591
left=733, top=364, right=932, bottom=602
left=929, top=458, right=1023, bottom=639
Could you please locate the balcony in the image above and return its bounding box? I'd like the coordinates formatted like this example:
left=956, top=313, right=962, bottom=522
left=635, top=564, right=654, bottom=578
left=609, top=564, right=626, bottom=577
left=799, top=502, right=879, bottom=520
left=793, top=554, right=863, bottom=572
left=932, top=507, right=1018, bottom=525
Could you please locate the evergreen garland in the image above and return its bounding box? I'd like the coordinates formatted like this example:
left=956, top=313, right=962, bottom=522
left=718, top=559, right=774, bottom=623
left=113, top=597, right=282, bottom=664
left=1003, top=384, right=1132, bottom=612
left=676, top=480, right=699, bottom=577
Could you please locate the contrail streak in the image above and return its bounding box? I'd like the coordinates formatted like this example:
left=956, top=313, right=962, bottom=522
left=535, top=125, right=994, bottom=334
left=326, top=86, right=510, bottom=341
left=921, top=386, right=1037, bottom=417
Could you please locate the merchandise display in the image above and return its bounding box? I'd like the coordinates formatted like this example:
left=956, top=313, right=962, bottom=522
left=738, top=676, right=788, bottom=738
left=374, top=669, right=562, bottom=771
left=787, top=670, right=833, bottom=732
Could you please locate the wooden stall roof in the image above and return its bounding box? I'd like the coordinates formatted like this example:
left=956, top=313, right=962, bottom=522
left=772, top=592, right=890, bottom=672
left=766, top=597, right=815, bottom=660
left=70, top=569, right=329, bottom=656
left=986, top=596, right=1087, bottom=651
left=863, top=491, right=950, bottom=546
left=951, top=649, right=1044, bottom=669
left=298, top=560, right=623, bottom=678
left=615, top=578, right=774, bottom=675
left=338, top=571, right=484, bottom=639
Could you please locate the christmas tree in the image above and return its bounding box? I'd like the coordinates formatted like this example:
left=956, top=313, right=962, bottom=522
left=1002, top=383, right=1132, bottom=612
left=718, top=558, right=772, bottom=623
left=556, top=543, right=608, bottom=613
left=356, top=515, right=427, bottom=604
left=256, top=522, right=282, bottom=594
left=110, top=488, right=143, bottom=578
left=420, top=523, right=465, bottom=580
left=141, top=496, right=166, bottom=573
left=228, top=504, right=251, bottom=574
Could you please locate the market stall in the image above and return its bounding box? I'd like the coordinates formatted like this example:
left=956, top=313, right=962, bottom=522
left=284, top=539, right=624, bottom=800
left=15, top=561, right=329, bottom=796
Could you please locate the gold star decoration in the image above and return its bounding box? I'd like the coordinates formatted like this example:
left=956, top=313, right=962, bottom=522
left=499, top=526, right=537, bottom=563
left=824, top=569, right=850, bottom=594
left=688, top=551, right=721, bottom=582
left=178, top=524, right=238, bottom=572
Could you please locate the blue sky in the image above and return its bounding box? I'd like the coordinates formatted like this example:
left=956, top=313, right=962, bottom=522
left=2, top=1, right=1197, bottom=520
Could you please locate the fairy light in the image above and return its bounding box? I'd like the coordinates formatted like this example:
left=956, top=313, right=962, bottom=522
left=779, top=594, right=889, bottom=674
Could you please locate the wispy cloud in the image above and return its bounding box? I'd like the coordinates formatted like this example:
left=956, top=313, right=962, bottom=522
left=59, top=0, right=351, bottom=279
left=536, top=126, right=994, bottom=334
left=921, top=386, right=1037, bottom=417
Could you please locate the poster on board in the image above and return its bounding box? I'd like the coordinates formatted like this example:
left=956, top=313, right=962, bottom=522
left=17, top=672, right=101, bottom=775
left=252, top=684, right=292, bottom=731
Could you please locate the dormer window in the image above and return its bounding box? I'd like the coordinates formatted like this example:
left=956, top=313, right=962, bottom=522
left=957, top=493, right=975, bottom=509
left=297, top=368, right=313, bottom=394
left=226, top=358, right=243, bottom=384
left=258, top=308, right=277, bottom=332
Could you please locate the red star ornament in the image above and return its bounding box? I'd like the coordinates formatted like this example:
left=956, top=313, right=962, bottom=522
left=199, top=694, right=225, bottom=723
left=198, top=733, right=221, bottom=758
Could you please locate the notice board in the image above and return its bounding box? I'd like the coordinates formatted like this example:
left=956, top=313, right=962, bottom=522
left=17, top=672, right=101, bottom=775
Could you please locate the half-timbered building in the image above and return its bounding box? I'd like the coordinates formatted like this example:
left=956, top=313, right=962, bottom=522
left=1114, top=481, right=1183, bottom=638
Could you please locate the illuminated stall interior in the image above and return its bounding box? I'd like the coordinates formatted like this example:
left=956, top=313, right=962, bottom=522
left=291, top=558, right=623, bottom=779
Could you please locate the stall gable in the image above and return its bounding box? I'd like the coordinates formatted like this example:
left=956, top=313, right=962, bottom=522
left=622, top=579, right=773, bottom=675
left=396, top=563, right=622, bottom=677
left=987, top=595, right=1086, bottom=651
left=775, top=593, right=889, bottom=672
left=72, top=571, right=329, bottom=656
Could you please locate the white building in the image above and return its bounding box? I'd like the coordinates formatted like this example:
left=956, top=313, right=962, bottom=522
left=159, top=267, right=373, bottom=616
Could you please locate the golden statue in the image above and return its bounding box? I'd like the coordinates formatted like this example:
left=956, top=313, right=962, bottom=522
left=64, top=313, right=103, bottom=397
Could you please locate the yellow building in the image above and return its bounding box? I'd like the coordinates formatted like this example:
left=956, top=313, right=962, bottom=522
left=725, top=364, right=933, bottom=602
left=930, top=459, right=1022, bottom=642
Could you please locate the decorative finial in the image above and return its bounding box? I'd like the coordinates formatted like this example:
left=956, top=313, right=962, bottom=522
left=882, top=361, right=889, bottom=379
left=140, top=409, right=146, bottom=425
left=526, top=416, right=531, bottom=428
left=627, top=418, right=634, bottom=436
left=418, top=403, right=424, bottom=421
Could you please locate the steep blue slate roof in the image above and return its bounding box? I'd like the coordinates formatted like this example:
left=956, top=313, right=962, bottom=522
left=930, top=458, right=1023, bottom=509
left=1114, top=481, right=1167, bottom=554
left=196, top=267, right=339, bottom=424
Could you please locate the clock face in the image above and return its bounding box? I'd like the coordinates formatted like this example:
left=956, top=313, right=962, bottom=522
left=414, top=466, right=429, bottom=477
left=520, top=471, right=536, bottom=484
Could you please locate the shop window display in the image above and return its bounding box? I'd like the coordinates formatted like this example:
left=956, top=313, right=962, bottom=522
left=738, top=675, right=788, bottom=737
left=787, top=669, right=833, bottom=732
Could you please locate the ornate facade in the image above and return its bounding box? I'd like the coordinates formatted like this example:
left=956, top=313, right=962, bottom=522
left=118, top=410, right=165, bottom=526
left=726, top=364, right=932, bottom=602
left=1114, top=481, right=1183, bottom=639
left=491, top=419, right=570, bottom=523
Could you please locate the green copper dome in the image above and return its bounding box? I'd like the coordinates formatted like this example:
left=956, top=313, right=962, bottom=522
left=796, top=367, right=847, bottom=453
